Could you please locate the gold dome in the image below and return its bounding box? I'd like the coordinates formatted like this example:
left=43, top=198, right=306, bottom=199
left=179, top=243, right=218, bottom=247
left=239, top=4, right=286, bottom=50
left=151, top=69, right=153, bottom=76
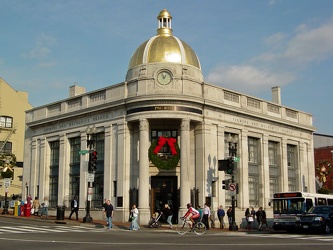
left=128, top=9, right=201, bottom=70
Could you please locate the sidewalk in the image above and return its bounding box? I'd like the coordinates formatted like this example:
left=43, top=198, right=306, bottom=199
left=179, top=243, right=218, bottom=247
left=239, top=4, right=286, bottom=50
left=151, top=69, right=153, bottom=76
left=0, top=209, right=270, bottom=233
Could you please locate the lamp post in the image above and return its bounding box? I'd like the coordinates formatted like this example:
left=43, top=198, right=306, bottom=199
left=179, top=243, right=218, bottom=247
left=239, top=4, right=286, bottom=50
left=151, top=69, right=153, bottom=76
left=227, top=134, right=238, bottom=231
left=83, top=125, right=97, bottom=223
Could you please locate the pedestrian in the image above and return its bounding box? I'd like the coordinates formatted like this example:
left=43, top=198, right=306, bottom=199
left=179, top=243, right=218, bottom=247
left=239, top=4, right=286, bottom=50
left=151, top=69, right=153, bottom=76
left=102, top=198, right=109, bottom=227
left=130, top=204, right=140, bottom=230
left=104, top=199, right=114, bottom=229
left=256, top=207, right=269, bottom=230
left=32, top=197, right=40, bottom=216
left=227, top=206, right=232, bottom=226
left=27, top=194, right=32, bottom=205
left=197, top=205, right=203, bottom=221
left=250, top=207, right=256, bottom=229
left=163, top=204, right=173, bottom=229
left=40, top=197, right=49, bottom=219
left=68, top=196, right=79, bottom=220
left=217, top=205, right=225, bottom=229
left=245, top=208, right=253, bottom=230
left=202, top=203, right=210, bottom=230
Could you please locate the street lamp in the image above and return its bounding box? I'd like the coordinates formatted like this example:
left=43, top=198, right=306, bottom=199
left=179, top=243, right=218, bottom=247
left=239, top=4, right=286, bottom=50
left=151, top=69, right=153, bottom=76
left=83, top=125, right=97, bottom=223
left=227, top=134, right=238, bottom=231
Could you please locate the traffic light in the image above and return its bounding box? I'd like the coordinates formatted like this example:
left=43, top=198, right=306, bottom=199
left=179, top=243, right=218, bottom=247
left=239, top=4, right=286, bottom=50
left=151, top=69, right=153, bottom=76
left=222, top=179, right=229, bottom=190
left=226, top=158, right=234, bottom=175
left=91, top=151, right=97, bottom=172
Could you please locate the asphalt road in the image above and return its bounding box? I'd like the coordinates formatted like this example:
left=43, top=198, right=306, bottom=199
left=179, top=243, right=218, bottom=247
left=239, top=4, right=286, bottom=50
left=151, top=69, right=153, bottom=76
left=1, top=216, right=333, bottom=250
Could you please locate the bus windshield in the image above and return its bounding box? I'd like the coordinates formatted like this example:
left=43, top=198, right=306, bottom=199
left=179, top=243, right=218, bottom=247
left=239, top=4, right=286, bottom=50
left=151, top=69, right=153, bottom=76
left=273, top=198, right=306, bottom=214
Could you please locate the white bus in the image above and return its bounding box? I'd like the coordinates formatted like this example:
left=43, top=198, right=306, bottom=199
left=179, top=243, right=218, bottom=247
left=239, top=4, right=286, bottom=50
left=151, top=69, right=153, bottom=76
left=270, top=192, right=333, bottom=231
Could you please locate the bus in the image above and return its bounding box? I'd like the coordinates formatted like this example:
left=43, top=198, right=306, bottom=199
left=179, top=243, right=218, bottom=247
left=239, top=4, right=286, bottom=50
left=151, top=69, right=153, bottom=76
left=270, top=192, right=333, bottom=231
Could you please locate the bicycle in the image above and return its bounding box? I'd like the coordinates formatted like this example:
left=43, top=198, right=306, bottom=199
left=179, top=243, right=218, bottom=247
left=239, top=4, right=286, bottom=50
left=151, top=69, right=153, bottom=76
left=176, top=217, right=206, bottom=235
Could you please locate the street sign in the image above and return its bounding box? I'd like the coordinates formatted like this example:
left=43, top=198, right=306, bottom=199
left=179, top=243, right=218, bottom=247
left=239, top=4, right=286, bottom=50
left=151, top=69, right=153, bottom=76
left=4, top=178, right=11, bottom=188
left=228, top=183, right=237, bottom=196
left=79, top=150, right=90, bottom=155
left=86, top=173, right=95, bottom=182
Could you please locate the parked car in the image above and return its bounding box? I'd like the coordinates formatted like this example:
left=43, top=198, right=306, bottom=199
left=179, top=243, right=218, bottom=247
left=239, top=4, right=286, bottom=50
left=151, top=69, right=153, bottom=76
left=295, top=205, right=333, bottom=234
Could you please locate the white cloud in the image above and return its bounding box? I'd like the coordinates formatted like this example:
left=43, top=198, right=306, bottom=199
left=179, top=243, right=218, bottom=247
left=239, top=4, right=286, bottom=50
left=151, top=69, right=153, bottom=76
left=207, top=19, right=333, bottom=94
left=22, top=34, right=57, bottom=59
left=206, top=65, right=295, bottom=94
left=282, top=20, right=333, bottom=64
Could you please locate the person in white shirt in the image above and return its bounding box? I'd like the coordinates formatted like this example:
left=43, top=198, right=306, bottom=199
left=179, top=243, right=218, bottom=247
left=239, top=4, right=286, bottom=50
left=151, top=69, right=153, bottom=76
left=202, top=203, right=211, bottom=230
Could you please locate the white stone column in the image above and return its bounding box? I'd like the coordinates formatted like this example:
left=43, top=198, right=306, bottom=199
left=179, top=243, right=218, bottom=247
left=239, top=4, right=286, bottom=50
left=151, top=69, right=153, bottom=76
left=281, top=138, right=289, bottom=191
left=239, top=130, right=249, bottom=209
left=306, top=141, right=316, bottom=193
left=138, top=118, right=150, bottom=224
left=180, top=118, right=190, bottom=216
left=79, top=132, right=89, bottom=211
left=262, top=134, right=270, bottom=209
left=58, top=134, right=69, bottom=207
left=39, top=138, right=48, bottom=201
left=103, top=126, right=112, bottom=203
left=116, top=121, right=131, bottom=222
left=217, top=125, right=226, bottom=207
left=25, top=139, right=38, bottom=199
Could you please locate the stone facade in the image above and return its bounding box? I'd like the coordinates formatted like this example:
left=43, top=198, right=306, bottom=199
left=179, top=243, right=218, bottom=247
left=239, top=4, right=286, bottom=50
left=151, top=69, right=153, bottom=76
left=22, top=10, right=316, bottom=226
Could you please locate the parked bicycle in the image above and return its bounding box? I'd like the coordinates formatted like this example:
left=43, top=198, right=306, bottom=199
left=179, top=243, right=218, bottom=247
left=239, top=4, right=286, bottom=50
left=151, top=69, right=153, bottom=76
left=176, top=217, right=206, bottom=235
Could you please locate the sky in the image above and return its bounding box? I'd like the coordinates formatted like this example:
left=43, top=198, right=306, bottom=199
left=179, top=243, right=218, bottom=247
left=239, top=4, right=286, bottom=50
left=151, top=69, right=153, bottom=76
left=1, top=0, right=333, bottom=135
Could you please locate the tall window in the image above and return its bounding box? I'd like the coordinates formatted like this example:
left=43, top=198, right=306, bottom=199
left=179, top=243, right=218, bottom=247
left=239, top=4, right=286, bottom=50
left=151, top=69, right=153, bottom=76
left=92, top=133, right=104, bottom=209
left=69, top=137, right=81, bottom=200
left=248, top=137, right=259, bottom=206
left=287, top=144, right=297, bottom=191
left=49, top=141, right=59, bottom=207
left=0, top=141, right=12, bottom=153
left=151, top=130, right=178, bottom=153
left=0, top=116, right=13, bottom=128
left=269, top=141, right=279, bottom=197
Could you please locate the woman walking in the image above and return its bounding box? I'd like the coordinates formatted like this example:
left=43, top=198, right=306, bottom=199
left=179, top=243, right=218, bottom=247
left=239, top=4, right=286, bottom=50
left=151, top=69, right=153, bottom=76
left=130, top=205, right=140, bottom=230
left=245, top=207, right=253, bottom=231
left=163, top=204, right=173, bottom=229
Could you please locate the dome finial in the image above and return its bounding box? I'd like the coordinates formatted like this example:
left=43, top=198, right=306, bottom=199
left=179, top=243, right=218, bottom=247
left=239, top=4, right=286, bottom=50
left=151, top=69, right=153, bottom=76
left=157, top=9, right=172, bottom=36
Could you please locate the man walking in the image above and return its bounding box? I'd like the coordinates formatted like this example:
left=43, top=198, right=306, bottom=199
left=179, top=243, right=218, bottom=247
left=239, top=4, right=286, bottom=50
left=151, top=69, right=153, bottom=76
left=68, top=196, right=79, bottom=220
left=104, top=199, right=114, bottom=229
left=217, top=205, right=225, bottom=229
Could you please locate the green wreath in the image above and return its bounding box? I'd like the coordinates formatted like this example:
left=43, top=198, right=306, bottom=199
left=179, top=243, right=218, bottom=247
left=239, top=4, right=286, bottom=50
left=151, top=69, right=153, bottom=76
left=0, top=153, right=16, bottom=179
left=148, top=140, right=180, bottom=170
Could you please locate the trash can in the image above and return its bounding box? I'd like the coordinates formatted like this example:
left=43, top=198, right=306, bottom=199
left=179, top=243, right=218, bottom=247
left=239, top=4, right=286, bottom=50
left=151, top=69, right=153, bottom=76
left=24, top=203, right=31, bottom=217
left=14, top=201, right=19, bottom=216
left=56, top=206, right=65, bottom=220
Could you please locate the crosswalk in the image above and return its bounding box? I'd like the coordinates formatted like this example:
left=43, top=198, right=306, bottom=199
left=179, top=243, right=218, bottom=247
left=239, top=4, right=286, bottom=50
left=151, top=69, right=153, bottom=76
left=244, top=233, right=333, bottom=242
left=0, top=225, right=104, bottom=234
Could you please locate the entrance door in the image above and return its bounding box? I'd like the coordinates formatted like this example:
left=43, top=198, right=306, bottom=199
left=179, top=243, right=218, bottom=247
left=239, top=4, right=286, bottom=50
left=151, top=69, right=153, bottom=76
left=151, top=176, right=178, bottom=223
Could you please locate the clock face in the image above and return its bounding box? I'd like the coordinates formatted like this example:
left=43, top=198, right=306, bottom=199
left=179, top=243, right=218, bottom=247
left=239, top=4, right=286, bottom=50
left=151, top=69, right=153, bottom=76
left=157, top=71, right=172, bottom=85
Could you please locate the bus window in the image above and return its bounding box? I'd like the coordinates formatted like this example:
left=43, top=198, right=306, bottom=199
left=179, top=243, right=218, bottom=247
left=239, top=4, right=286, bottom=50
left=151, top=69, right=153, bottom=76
left=327, top=199, right=333, bottom=205
left=305, top=198, right=313, bottom=211
left=318, top=198, right=327, bottom=205
left=289, top=200, right=305, bottom=214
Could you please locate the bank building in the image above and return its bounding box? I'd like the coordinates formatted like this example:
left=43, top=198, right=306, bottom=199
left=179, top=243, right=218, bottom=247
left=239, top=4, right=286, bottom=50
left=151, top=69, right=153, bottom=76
left=23, top=9, right=316, bottom=225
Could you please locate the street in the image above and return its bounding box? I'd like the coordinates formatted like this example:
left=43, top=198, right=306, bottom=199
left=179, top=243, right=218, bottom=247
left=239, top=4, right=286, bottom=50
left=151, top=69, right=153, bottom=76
left=1, top=216, right=333, bottom=250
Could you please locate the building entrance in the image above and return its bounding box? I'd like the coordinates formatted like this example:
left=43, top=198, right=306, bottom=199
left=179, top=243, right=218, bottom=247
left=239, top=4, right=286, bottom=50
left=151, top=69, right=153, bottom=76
left=150, top=176, right=178, bottom=223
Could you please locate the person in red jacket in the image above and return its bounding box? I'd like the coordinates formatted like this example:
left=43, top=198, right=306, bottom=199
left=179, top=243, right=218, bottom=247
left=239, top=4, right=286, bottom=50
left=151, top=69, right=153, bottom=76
left=181, top=203, right=200, bottom=228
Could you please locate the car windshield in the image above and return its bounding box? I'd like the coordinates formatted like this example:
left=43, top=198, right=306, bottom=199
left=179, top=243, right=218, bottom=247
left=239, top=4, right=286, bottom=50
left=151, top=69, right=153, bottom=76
left=308, top=206, right=331, bottom=214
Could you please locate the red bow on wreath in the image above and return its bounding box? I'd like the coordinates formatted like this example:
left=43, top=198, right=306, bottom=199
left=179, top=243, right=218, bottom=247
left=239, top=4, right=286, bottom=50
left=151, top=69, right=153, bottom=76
left=153, top=136, right=178, bottom=155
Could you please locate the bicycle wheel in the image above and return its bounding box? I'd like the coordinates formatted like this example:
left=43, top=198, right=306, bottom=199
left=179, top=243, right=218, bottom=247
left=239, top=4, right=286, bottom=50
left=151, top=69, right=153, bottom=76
left=176, top=222, right=190, bottom=235
left=193, top=222, right=206, bottom=235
